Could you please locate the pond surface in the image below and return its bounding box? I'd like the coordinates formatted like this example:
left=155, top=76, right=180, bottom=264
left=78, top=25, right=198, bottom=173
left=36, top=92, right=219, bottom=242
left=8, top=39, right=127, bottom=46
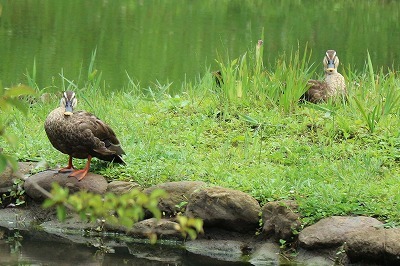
left=0, top=0, right=399, bottom=91
left=0, top=226, right=251, bottom=266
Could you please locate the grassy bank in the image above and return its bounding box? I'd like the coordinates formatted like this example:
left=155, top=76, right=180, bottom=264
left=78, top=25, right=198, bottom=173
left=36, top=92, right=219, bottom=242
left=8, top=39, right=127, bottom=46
left=1, top=46, right=400, bottom=227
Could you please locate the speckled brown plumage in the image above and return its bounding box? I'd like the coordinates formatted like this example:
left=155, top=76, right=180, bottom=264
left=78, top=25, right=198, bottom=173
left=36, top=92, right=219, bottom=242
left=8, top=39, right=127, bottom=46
left=44, top=91, right=125, bottom=180
left=302, top=50, right=347, bottom=103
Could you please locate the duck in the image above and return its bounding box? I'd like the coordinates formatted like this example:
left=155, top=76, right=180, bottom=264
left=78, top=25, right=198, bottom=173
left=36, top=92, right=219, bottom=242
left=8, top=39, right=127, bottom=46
left=44, top=91, right=125, bottom=181
left=212, top=70, right=223, bottom=88
left=301, top=50, right=346, bottom=103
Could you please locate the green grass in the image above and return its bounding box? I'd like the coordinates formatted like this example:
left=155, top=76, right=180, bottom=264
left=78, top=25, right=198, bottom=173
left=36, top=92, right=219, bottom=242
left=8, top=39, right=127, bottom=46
left=1, top=45, right=400, bottom=227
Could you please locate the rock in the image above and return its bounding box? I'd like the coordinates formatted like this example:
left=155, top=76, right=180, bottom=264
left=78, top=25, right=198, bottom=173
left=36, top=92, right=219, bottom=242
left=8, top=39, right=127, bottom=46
left=40, top=216, right=97, bottom=240
left=385, top=228, right=400, bottom=264
left=0, top=162, right=39, bottom=193
left=249, top=242, right=281, bottom=265
left=185, top=186, right=261, bottom=233
left=345, top=227, right=400, bottom=264
left=126, top=242, right=183, bottom=264
left=127, top=218, right=182, bottom=239
left=106, top=180, right=141, bottom=194
left=262, top=200, right=301, bottom=241
left=0, top=207, right=39, bottom=230
left=40, top=216, right=129, bottom=250
left=185, top=239, right=247, bottom=262
left=24, top=170, right=108, bottom=201
left=298, top=216, right=383, bottom=249
left=0, top=200, right=55, bottom=229
left=295, top=248, right=346, bottom=266
left=143, top=181, right=207, bottom=216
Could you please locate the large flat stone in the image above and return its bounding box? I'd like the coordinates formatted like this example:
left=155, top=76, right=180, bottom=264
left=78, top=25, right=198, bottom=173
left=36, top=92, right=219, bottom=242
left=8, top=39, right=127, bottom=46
left=144, top=181, right=207, bottom=216
left=24, top=170, right=108, bottom=201
left=345, top=227, right=400, bottom=264
left=298, top=216, right=383, bottom=249
left=185, top=186, right=261, bottom=233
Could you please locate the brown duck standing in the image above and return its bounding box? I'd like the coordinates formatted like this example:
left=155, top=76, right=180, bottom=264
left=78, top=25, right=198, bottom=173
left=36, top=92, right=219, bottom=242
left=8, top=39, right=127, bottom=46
left=44, top=91, right=125, bottom=181
left=302, top=50, right=346, bottom=103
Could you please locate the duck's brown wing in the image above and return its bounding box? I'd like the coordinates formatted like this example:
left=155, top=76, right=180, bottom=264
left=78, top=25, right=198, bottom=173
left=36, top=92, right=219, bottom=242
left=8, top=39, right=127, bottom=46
left=301, top=80, right=329, bottom=103
left=75, top=111, right=126, bottom=164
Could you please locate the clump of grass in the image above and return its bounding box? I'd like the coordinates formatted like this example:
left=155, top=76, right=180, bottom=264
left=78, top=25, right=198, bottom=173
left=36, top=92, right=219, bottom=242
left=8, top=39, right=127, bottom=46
left=211, top=41, right=314, bottom=114
left=350, top=51, right=400, bottom=133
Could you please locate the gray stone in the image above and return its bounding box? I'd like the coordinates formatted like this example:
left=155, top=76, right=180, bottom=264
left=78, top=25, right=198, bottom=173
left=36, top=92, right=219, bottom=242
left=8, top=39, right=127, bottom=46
left=40, top=216, right=127, bottom=249
left=262, top=200, right=301, bottom=241
left=185, top=186, right=261, bottom=233
left=0, top=162, right=40, bottom=193
left=295, top=248, right=347, bottom=266
left=126, top=242, right=183, bottom=264
left=298, top=216, right=383, bottom=249
left=107, top=180, right=141, bottom=194
left=126, top=218, right=182, bottom=239
left=144, top=181, right=207, bottom=216
left=0, top=207, right=38, bottom=230
left=41, top=216, right=97, bottom=238
left=249, top=242, right=281, bottom=265
left=345, top=227, right=400, bottom=264
left=185, top=239, right=246, bottom=262
left=24, top=170, right=108, bottom=201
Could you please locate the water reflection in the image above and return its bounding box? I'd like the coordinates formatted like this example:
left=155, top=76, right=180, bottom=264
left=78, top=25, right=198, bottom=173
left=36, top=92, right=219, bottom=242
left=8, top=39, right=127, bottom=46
left=0, top=0, right=399, bottom=91
left=0, top=227, right=251, bottom=266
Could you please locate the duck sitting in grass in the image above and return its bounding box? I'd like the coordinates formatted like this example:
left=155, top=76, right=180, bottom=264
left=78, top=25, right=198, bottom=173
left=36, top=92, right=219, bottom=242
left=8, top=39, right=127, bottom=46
left=44, top=91, right=125, bottom=181
left=301, top=50, right=346, bottom=103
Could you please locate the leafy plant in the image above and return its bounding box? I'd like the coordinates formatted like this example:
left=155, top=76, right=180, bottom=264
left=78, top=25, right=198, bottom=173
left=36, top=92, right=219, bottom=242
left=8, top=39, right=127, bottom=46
left=175, top=215, right=204, bottom=240
left=0, top=178, right=26, bottom=207
left=41, top=183, right=203, bottom=242
left=0, top=83, right=36, bottom=173
left=42, top=183, right=166, bottom=226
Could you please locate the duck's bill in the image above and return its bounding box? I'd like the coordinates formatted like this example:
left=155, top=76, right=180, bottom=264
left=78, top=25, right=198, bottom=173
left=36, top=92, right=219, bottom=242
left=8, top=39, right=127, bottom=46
left=64, top=104, right=74, bottom=116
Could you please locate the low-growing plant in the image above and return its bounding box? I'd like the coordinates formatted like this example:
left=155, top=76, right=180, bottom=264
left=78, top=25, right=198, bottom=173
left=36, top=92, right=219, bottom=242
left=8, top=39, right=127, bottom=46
left=0, top=178, right=26, bottom=207
left=41, top=183, right=203, bottom=242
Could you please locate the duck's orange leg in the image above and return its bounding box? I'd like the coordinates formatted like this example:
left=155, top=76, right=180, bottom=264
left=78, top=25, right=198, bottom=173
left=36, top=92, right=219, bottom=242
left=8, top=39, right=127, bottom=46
left=69, top=155, right=92, bottom=181
left=59, top=156, right=75, bottom=173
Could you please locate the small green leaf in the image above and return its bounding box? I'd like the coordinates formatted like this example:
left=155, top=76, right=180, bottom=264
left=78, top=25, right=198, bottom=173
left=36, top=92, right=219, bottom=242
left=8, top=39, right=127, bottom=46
left=149, top=233, right=157, bottom=244
left=56, top=205, right=66, bottom=221
left=42, top=199, right=56, bottom=208
left=149, top=188, right=167, bottom=199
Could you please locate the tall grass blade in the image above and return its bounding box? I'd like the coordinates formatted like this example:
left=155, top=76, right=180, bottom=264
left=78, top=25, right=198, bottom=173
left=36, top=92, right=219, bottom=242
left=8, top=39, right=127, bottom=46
left=367, top=50, right=375, bottom=91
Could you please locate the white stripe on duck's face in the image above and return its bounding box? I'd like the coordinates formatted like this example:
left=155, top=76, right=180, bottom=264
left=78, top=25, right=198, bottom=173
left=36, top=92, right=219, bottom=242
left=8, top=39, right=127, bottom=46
left=60, top=91, right=78, bottom=116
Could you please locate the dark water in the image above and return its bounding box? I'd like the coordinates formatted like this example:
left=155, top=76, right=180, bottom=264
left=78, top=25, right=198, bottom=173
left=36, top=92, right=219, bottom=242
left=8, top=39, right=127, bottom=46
left=0, top=227, right=251, bottom=266
left=0, top=0, right=399, bottom=91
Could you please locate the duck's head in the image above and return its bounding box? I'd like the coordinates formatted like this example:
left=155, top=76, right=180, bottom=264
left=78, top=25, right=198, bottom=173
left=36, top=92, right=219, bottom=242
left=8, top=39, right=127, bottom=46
left=323, top=50, right=339, bottom=74
left=60, top=91, right=77, bottom=116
